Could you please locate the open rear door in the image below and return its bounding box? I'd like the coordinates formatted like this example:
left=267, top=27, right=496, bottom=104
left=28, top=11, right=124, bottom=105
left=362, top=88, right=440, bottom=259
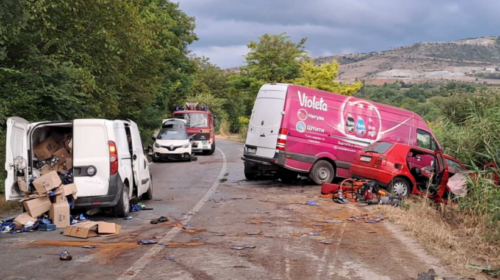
left=128, top=120, right=149, bottom=195
left=435, top=151, right=450, bottom=197
left=5, top=117, right=29, bottom=201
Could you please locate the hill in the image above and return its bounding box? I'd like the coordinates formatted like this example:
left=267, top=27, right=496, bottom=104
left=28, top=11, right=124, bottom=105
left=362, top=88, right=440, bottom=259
left=314, top=36, right=500, bottom=85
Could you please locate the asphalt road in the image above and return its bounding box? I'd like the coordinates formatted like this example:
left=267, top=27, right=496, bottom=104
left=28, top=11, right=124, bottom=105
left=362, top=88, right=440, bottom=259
left=0, top=139, right=452, bottom=280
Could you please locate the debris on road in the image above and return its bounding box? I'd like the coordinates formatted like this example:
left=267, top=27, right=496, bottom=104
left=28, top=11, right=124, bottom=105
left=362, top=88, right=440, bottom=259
left=165, top=257, right=175, bottom=260
left=214, top=233, right=226, bottom=236
left=81, top=245, right=96, bottom=249
left=345, top=214, right=384, bottom=223
left=124, top=216, right=133, bottom=220
left=231, top=246, right=256, bottom=250
left=306, top=201, right=319, bottom=206
left=137, top=240, right=158, bottom=245
left=246, top=232, right=260, bottom=235
left=150, top=216, right=168, bottom=224
left=321, top=240, right=334, bottom=244
left=59, top=250, right=72, bottom=261
left=265, top=235, right=275, bottom=238
left=182, top=225, right=195, bottom=230
left=63, top=221, right=121, bottom=238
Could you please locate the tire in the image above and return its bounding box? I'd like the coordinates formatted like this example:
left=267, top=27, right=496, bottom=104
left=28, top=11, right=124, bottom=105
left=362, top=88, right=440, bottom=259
left=278, top=169, right=298, bottom=183
left=309, top=160, right=335, bottom=185
left=141, top=176, right=153, bottom=200
left=244, top=162, right=257, bottom=180
left=152, top=155, right=159, bottom=163
left=114, top=184, right=130, bottom=217
left=203, top=143, right=216, bottom=155
left=388, top=177, right=412, bottom=197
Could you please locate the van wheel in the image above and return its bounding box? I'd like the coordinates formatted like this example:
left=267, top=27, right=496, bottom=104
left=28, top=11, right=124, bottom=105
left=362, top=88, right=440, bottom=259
left=244, top=162, right=257, bottom=180
left=310, top=160, right=335, bottom=185
left=114, top=184, right=130, bottom=217
left=204, top=143, right=216, bottom=155
left=278, top=169, right=298, bottom=183
left=142, top=176, right=153, bottom=200
left=388, top=178, right=411, bottom=197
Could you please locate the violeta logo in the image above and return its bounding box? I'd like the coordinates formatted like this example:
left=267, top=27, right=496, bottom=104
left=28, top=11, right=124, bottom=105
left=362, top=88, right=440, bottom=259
left=298, top=91, right=328, bottom=112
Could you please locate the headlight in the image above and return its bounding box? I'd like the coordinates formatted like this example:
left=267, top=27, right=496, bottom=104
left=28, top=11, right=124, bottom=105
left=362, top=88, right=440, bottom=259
left=182, top=143, right=189, bottom=148
left=155, top=143, right=160, bottom=148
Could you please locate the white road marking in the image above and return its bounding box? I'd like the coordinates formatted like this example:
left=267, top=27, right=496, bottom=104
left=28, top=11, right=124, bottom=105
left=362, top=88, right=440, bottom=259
left=117, top=147, right=227, bottom=280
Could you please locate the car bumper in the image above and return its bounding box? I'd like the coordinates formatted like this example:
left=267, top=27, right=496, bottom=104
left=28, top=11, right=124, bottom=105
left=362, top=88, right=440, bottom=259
left=350, top=165, right=393, bottom=186
left=154, top=146, right=191, bottom=154
left=74, top=173, right=122, bottom=208
left=192, top=140, right=212, bottom=151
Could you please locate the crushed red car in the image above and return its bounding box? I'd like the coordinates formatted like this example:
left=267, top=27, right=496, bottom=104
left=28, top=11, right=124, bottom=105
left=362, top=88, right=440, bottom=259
left=350, top=141, right=469, bottom=202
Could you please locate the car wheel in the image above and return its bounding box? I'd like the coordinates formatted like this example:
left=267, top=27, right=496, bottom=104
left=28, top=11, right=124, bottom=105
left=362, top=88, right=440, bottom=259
left=141, top=175, right=153, bottom=200
left=244, top=162, right=257, bottom=180
left=114, top=183, right=130, bottom=217
left=152, top=154, right=159, bottom=163
left=310, top=160, right=335, bottom=185
left=388, top=177, right=412, bottom=197
left=204, top=143, right=216, bottom=155
left=278, top=169, right=298, bottom=183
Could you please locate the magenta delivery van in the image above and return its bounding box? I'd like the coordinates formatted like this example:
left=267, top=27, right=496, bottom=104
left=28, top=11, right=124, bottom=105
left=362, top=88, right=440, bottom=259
left=242, top=83, right=441, bottom=185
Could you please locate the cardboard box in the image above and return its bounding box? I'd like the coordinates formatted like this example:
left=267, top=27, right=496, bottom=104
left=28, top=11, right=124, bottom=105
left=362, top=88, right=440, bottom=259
left=53, top=146, right=71, bottom=162
left=33, top=137, right=58, bottom=160
left=63, top=134, right=73, bottom=151
left=57, top=159, right=72, bottom=174
left=54, top=193, right=67, bottom=203
left=23, top=196, right=51, bottom=217
left=13, top=213, right=38, bottom=230
left=19, top=193, right=44, bottom=202
left=49, top=202, right=70, bottom=228
left=33, top=171, right=62, bottom=195
left=40, top=164, right=58, bottom=176
left=50, top=131, right=64, bottom=144
left=63, top=222, right=121, bottom=239
left=17, top=177, right=28, bottom=193
left=54, top=183, right=77, bottom=197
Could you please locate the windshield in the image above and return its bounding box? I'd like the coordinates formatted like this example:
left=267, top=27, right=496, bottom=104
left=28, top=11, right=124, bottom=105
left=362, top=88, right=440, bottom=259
left=174, top=113, right=208, bottom=128
left=157, top=129, right=188, bottom=140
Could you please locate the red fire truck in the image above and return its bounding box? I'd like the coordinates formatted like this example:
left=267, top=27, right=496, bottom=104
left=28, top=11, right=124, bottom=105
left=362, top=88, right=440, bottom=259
left=172, top=102, right=216, bottom=155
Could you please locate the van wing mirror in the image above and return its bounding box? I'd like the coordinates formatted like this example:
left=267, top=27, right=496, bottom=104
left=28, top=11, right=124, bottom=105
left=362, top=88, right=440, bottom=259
left=151, top=136, right=156, bottom=141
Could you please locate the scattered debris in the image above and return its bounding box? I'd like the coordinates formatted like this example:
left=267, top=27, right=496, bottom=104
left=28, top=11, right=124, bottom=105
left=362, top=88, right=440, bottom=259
left=261, top=221, right=272, bottom=224
left=246, top=232, right=260, bottom=236
left=60, top=250, right=72, bottom=261
left=137, top=240, right=157, bottom=245
left=318, top=220, right=343, bottom=224
left=214, top=233, right=226, bottom=236
left=81, top=245, right=96, bottom=249
left=306, top=201, right=319, bottom=206
left=182, top=225, right=195, bottom=230
left=165, top=257, right=175, bottom=260
left=124, top=216, right=132, bottom=220
left=151, top=216, right=168, bottom=224
left=345, top=214, right=384, bottom=223
left=468, top=264, right=500, bottom=277
left=265, top=235, right=275, bottom=238
left=321, top=240, right=334, bottom=244
left=64, top=222, right=121, bottom=238
left=231, top=245, right=256, bottom=250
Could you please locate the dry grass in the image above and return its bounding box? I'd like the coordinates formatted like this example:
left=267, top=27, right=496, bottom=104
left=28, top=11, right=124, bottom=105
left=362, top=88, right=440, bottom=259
left=0, top=194, right=22, bottom=216
left=218, top=119, right=230, bottom=137
left=379, top=196, right=500, bottom=279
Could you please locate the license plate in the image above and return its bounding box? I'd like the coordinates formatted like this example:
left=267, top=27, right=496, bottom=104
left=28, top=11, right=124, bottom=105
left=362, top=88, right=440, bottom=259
left=360, top=156, right=372, bottom=162
left=247, top=147, right=256, bottom=154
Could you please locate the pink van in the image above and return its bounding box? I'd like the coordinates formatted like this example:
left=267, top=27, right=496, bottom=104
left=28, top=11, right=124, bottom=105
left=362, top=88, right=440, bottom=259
left=242, top=83, right=442, bottom=185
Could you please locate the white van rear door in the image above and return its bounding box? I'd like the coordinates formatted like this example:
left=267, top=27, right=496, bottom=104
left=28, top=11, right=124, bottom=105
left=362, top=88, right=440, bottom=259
left=246, top=84, right=288, bottom=158
left=73, top=119, right=110, bottom=197
left=5, top=117, right=29, bottom=200
left=128, top=120, right=149, bottom=195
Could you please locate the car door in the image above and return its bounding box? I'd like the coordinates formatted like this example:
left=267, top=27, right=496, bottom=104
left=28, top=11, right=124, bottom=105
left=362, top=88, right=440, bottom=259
left=5, top=117, right=30, bottom=200
left=434, top=150, right=450, bottom=197
left=128, top=120, right=150, bottom=196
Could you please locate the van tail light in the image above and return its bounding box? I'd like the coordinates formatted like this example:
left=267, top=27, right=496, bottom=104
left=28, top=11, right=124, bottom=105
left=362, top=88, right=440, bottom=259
left=276, top=128, right=288, bottom=151
left=374, top=156, right=387, bottom=168
left=109, top=141, right=118, bottom=174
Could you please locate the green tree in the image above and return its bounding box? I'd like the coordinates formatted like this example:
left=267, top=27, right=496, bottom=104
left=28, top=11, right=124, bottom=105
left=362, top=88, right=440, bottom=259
left=293, top=60, right=363, bottom=96
left=240, top=33, right=308, bottom=83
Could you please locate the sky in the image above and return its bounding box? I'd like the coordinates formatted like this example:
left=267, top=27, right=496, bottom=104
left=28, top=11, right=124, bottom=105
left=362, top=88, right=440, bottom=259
left=176, top=0, right=500, bottom=69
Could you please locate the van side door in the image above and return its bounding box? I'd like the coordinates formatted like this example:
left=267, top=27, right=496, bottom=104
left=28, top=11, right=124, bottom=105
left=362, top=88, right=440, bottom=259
left=128, top=120, right=150, bottom=196
left=5, top=117, right=30, bottom=200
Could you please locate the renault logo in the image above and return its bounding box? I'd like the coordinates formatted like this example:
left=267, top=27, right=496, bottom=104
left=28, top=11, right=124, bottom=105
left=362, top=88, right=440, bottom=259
left=170, top=145, right=174, bottom=150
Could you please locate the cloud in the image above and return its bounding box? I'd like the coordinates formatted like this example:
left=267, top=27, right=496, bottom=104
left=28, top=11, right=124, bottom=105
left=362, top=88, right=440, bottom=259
left=176, top=0, right=500, bottom=68
left=191, top=45, right=249, bottom=68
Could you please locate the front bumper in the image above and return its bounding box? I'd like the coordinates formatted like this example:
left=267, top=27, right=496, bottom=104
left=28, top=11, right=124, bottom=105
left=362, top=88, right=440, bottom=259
left=154, top=146, right=191, bottom=154
left=154, top=152, right=192, bottom=160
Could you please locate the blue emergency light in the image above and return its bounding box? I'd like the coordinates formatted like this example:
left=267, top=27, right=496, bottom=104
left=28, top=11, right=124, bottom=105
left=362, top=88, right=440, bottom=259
left=202, top=106, right=208, bottom=111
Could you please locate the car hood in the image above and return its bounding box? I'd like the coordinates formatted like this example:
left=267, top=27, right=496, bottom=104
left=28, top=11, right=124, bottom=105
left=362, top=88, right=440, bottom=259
left=155, top=139, right=189, bottom=146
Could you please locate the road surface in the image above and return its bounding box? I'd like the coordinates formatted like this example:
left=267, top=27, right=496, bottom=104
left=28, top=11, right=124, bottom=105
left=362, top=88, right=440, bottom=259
left=0, top=139, right=451, bottom=280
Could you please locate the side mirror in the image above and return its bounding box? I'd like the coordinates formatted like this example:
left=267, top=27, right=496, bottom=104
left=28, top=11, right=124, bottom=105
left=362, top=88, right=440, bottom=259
left=151, top=136, right=156, bottom=141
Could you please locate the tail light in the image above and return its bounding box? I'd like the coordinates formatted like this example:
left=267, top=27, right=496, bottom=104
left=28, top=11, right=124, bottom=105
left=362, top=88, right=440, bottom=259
left=109, top=141, right=118, bottom=174
left=374, top=156, right=387, bottom=168
left=276, top=128, right=288, bottom=151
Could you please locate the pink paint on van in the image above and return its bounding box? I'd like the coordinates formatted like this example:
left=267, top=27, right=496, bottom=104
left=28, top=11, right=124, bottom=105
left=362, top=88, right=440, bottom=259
left=242, top=83, right=441, bottom=185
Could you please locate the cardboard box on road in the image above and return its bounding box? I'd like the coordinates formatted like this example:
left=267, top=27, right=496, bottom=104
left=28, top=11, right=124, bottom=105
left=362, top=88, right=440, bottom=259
left=23, top=196, right=51, bottom=218
left=49, top=202, right=70, bottom=228
left=63, top=222, right=121, bottom=239
left=13, top=213, right=38, bottom=230
left=33, top=171, right=61, bottom=195
left=33, top=137, right=58, bottom=160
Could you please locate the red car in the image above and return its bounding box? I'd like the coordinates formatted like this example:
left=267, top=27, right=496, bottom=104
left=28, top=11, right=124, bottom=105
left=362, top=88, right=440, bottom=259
left=350, top=141, right=467, bottom=201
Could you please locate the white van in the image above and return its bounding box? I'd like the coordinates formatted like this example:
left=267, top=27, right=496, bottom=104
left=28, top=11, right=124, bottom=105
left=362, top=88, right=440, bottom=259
left=5, top=117, right=153, bottom=217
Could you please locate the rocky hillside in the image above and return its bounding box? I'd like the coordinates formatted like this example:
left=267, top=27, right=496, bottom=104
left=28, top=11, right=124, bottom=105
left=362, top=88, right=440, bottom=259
left=315, top=36, right=500, bottom=85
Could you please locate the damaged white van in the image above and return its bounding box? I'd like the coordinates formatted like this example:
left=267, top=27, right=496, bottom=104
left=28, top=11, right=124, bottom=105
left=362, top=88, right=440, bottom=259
left=4, top=117, right=153, bottom=217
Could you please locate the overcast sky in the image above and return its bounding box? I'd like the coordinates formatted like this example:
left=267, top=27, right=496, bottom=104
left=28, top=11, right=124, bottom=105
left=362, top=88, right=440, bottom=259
left=176, top=0, right=499, bottom=69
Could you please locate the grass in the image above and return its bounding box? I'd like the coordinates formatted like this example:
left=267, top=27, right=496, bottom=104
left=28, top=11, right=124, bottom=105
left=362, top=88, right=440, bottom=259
left=380, top=195, right=500, bottom=280
left=0, top=194, right=22, bottom=216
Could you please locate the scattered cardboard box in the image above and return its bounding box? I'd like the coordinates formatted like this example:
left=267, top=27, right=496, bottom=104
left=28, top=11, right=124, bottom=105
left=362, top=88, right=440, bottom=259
left=49, top=202, right=70, bottom=228
left=57, top=159, right=72, bottom=174
left=23, top=196, right=51, bottom=218
left=63, top=222, right=121, bottom=239
left=50, top=131, right=64, bottom=144
left=32, top=171, right=61, bottom=195
left=14, top=213, right=38, bottom=230
left=33, top=137, right=58, bottom=160
left=40, top=164, right=58, bottom=176
left=53, top=146, right=71, bottom=162
left=54, top=194, right=67, bottom=203
left=54, top=183, right=77, bottom=197
left=19, top=193, right=45, bottom=203
left=17, top=177, right=28, bottom=193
